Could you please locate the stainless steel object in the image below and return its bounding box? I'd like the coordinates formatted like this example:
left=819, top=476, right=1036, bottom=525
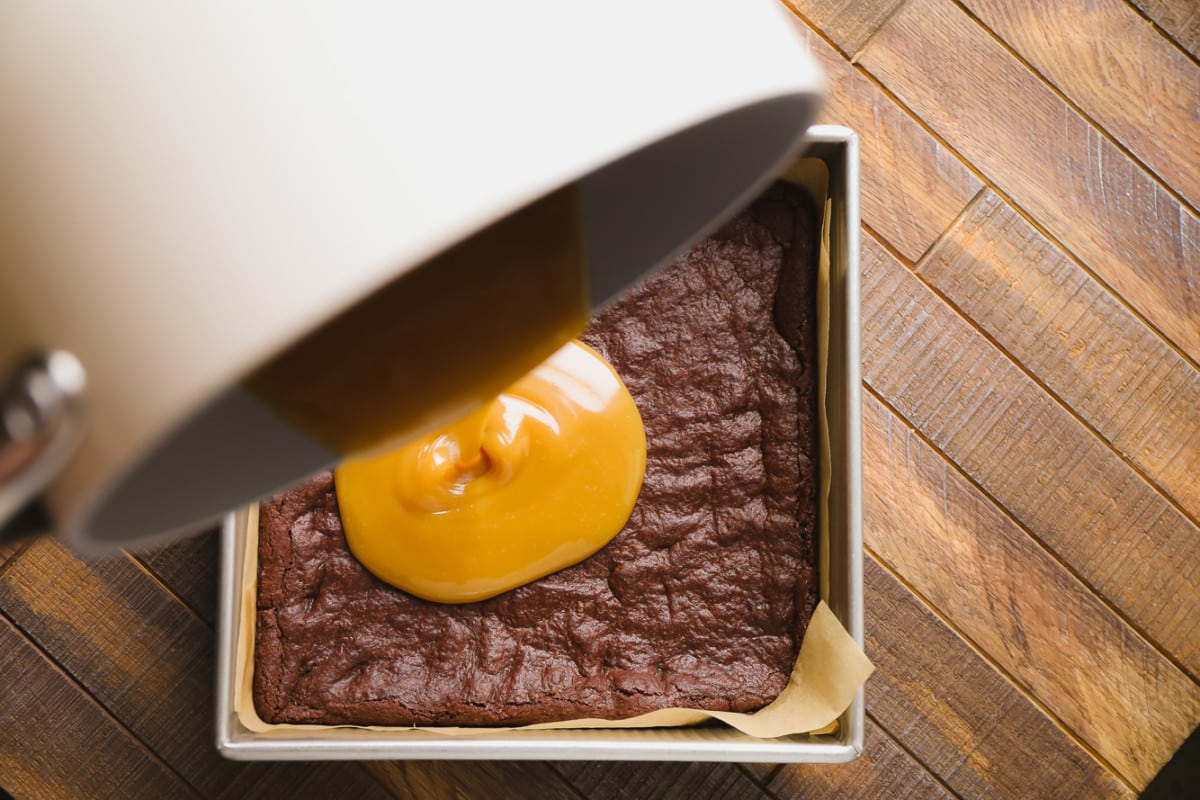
left=214, top=125, right=863, bottom=763
left=0, top=351, right=86, bottom=539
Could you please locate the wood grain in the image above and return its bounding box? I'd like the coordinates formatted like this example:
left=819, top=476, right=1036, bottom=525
left=0, top=540, right=391, bottom=800
left=862, top=392, right=1174, bottom=791
left=858, top=0, right=1200, bottom=363
left=781, top=0, right=906, bottom=58
left=862, top=377, right=1200, bottom=787
left=739, top=763, right=779, bottom=784
left=0, top=614, right=196, bottom=800
left=134, top=527, right=221, bottom=625
left=861, top=230, right=1200, bottom=681
left=363, top=762, right=456, bottom=800
left=556, top=759, right=772, bottom=799
left=797, top=23, right=982, bottom=261
left=220, top=763, right=395, bottom=800
left=1126, top=0, right=1200, bottom=59
left=770, top=721, right=955, bottom=799
left=919, top=190, right=1200, bottom=524
left=961, top=0, right=1200, bottom=211
left=366, top=761, right=580, bottom=800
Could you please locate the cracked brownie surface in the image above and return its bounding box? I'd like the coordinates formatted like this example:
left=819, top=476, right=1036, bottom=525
left=254, top=182, right=819, bottom=725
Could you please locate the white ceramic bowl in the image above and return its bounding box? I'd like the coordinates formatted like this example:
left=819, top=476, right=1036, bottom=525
left=0, top=0, right=821, bottom=551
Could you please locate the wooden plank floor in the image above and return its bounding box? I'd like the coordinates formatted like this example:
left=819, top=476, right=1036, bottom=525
left=3, top=1, right=1197, bottom=797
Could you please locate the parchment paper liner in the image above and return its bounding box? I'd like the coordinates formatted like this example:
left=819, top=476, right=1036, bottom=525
left=234, top=159, right=873, bottom=738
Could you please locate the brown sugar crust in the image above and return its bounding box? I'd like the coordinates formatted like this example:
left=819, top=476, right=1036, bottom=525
left=253, top=182, right=819, bottom=725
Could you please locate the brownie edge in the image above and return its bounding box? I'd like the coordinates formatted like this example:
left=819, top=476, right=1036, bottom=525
left=254, top=182, right=820, bottom=726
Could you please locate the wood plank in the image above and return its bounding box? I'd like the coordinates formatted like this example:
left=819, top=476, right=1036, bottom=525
left=961, top=0, right=1200, bottom=211
left=739, top=763, right=779, bottom=784
left=858, top=0, right=1200, bottom=363
left=369, top=761, right=580, bottom=800
left=0, top=539, right=392, bottom=800
left=134, top=526, right=221, bottom=625
left=860, top=230, right=1200, bottom=681
left=862, top=464, right=1137, bottom=797
left=796, top=22, right=982, bottom=261
left=0, top=542, right=223, bottom=794
left=769, top=720, right=955, bottom=799
left=0, top=614, right=196, bottom=800
left=223, top=762, right=395, bottom=800
left=782, top=0, right=906, bottom=58
left=1126, top=0, right=1200, bottom=59
left=919, top=190, right=1200, bottom=524
left=861, top=354, right=1200, bottom=787
left=555, top=760, right=771, bottom=800
left=0, top=539, right=26, bottom=573
left=363, top=762, right=456, bottom=800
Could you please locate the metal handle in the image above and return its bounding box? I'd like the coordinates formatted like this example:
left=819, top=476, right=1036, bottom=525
left=0, top=351, right=86, bottom=540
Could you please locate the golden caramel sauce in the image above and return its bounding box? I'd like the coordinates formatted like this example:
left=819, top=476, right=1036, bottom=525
left=245, top=185, right=588, bottom=458
left=334, top=340, right=646, bottom=603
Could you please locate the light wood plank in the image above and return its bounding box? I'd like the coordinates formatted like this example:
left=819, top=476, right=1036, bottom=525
left=0, top=539, right=391, bottom=800
left=962, top=0, right=1200, bottom=211
left=770, top=721, right=955, bottom=799
left=1126, top=0, right=1200, bottom=59
left=858, top=0, right=1200, bottom=363
left=782, top=0, right=906, bottom=57
left=861, top=230, right=1200, bottom=681
left=556, top=760, right=772, bottom=800
left=860, top=251, right=1200, bottom=786
left=919, top=190, right=1200, bottom=524
left=0, top=614, right=196, bottom=800
left=134, top=527, right=220, bottom=625
left=796, top=23, right=982, bottom=261
left=863, top=402, right=1152, bottom=794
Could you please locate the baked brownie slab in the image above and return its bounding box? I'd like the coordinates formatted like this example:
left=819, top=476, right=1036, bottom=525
left=254, top=182, right=819, bottom=726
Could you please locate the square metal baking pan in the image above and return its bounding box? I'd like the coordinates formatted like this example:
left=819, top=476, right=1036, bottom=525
left=215, top=124, right=862, bottom=762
